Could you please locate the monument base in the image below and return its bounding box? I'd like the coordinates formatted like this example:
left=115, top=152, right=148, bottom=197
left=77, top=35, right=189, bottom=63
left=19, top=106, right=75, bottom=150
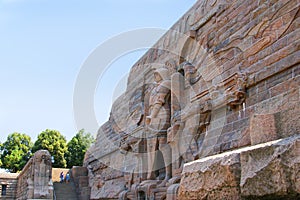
left=178, top=134, right=300, bottom=199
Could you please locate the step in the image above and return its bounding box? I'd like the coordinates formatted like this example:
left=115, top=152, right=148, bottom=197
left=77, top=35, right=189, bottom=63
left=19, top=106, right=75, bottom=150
left=53, top=182, right=78, bottom=200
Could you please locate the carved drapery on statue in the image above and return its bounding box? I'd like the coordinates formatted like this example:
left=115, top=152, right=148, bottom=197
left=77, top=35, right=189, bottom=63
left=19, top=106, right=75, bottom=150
left=145, top=67, right=172, bottom=185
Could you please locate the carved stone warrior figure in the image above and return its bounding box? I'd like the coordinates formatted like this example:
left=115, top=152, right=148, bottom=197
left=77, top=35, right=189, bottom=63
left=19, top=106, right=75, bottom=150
left=145, top=68, right=172, bottom=184
left=183, top=61, right=201, bottom=85
left=226, top=72, right=248, bottom=109
left=171, top=62, right=212, bottom=162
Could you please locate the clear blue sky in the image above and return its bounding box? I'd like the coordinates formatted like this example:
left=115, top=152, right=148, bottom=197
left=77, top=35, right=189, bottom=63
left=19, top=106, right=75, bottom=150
left=0, top=0, right=195, bottom=142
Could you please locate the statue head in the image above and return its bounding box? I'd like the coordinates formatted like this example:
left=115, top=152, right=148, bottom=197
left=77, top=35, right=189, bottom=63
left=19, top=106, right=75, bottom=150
left=182, top=62, right=200, bottom=85
left=183, top=62, right=196, bottom=78
left=154, top=68, right=170, bottom=83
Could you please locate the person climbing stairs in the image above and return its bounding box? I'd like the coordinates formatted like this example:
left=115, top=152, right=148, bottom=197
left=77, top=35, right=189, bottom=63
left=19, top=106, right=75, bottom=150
left=52, top=168, right=78, bottom=200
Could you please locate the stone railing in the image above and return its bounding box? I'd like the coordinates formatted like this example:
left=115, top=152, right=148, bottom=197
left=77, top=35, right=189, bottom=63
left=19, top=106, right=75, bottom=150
left=16, top=150, right=53, bottom=200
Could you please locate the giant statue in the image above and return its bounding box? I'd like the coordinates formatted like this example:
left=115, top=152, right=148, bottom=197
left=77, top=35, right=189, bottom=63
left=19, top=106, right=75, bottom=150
left=145, top=67, right=172, bottom=186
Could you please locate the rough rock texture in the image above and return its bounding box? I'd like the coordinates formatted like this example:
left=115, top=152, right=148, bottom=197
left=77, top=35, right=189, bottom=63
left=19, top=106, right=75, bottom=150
left=83, top=0, right=300, bottom=199
left=71, top=166, right=90, bottom=200
left=240, top=135, right=300, bottom=199
left=93, top=178, right=126, bottom=199
left=249, top=114, right=278, bottom=145
left=178, top=135, right=300, bottom=200
left=179, top=153, right=241, bottom=200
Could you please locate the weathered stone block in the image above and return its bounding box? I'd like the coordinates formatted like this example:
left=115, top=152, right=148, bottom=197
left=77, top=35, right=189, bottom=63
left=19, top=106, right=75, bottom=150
left=91, top=178, right=126, bottom=199
left=179, top=135, right=300, bottom=200
left=275, top=103, right=300, bottom=139
left=250, top=114, right=278, bottom=145
left=178, top=153, right=241, bottom=200
left=240, top=135, right=300, bottom=199
left=72, top=166, right=88, bottom=177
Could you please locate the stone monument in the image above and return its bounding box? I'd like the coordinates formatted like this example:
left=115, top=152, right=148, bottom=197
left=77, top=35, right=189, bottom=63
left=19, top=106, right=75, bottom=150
left=84, top=0, right=300, bottom=199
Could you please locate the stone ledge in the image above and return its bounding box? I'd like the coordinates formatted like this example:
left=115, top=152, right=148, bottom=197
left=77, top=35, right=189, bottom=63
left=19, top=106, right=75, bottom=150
left=179, top=134, right=300, bottom=200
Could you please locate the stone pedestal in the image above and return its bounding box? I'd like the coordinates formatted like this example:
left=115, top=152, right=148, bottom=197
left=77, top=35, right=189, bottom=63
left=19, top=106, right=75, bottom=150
left=179, top=135, right=300, bottom=199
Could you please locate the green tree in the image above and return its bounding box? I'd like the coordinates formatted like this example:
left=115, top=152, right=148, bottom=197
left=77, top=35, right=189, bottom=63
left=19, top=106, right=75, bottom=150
left=32, top=129, right=67, bottom=168
left=0, top=133, right=33, bottom=172
left=65, top=129, right=94, bottom=168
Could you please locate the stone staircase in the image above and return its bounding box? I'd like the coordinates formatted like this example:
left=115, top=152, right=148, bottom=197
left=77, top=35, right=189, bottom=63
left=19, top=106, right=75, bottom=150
left=53, top=181, right=78, bottom=200
left=52, top=168, right=78, bottom=200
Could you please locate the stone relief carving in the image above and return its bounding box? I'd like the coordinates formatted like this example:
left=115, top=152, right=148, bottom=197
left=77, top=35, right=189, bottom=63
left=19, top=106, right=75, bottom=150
left=119, top=87, right=145, bottom=154
left=165, top=59, right=178, bottom=75
left=181, top=61, right=201, bottom=85
left=166, top=61, right=212, bottom=168
left=189, top=4, right=227, bottom=32
left=179, top=99, right=212, bottom=161
left=214, top=0, right=299, bottom=58
left=145, top=67, right=172, bottom=186
left=225, top=71, right=248, bottom=109
left=86, top=0, right=300, bottom=199
left=118, top=14, right=251, bottom=198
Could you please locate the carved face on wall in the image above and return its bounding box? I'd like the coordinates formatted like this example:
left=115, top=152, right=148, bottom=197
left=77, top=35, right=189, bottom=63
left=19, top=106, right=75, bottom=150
left=184, top=64, right=197, bottom=78
left=154, top=68, right=170, bottom=83
left=183, top=62, right=199, bottom=85
left=154, top=72, right=162, bottom=83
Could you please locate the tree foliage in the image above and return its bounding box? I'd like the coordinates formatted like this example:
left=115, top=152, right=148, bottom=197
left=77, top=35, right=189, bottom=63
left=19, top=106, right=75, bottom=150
left=0, top=133, right=32, bottom=172
left=1, top=129, right=94, bottom=171
left=65, top=129, right=94, bottom=168
left=32, top=129, right=67, bottom=168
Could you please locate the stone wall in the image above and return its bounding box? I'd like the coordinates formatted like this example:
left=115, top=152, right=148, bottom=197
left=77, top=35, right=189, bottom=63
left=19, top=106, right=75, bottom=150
left=0, top=150, right=53, bottom=200
left=71, top=166, right=90, bottom=200
left=0, top=173, right=18, bottom=200
left=84, top=0, right=300, bottom=199
left=16, top=150, right=53, bottom=200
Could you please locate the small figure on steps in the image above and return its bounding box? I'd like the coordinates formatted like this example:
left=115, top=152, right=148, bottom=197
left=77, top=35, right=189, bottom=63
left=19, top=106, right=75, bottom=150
left=60, top=171, right=64, bottom=183
left=65, top=172, right=70, bottom=183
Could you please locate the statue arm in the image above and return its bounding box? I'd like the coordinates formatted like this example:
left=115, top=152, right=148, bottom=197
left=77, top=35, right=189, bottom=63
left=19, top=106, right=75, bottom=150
left=149, top=103, right=161, bottom=118
left=146, top=85, right=170, bottom=125
left=146, top=103, right=162, bottom=125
